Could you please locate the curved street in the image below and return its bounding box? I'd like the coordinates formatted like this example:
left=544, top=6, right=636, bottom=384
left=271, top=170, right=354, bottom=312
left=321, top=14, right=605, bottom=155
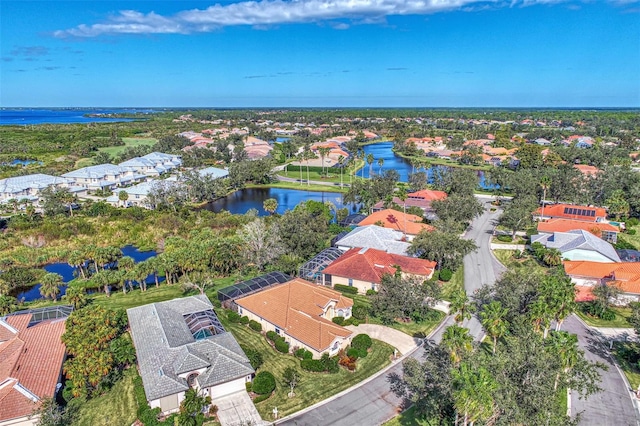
left=278, top=198, right=640, bottom=425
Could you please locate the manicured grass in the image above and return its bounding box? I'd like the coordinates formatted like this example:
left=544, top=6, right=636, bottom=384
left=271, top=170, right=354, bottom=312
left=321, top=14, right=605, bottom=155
left=383, top=311, right=445, bottom=338
left=248, top=182, right=347, bottom=193
left=612, top=342, right=640, bottom=389
left=622, top=225, right=640, bottom=250
left=491, top=235, right=528, bottom=245
left=441, top=267, right=464, bottom=302
left=278, top=169, right=346, bottom=184
left=220, top=312, right=394, bottom=420
left=492, top=249, right=544, bottom=272
left=576, top=306, right=633, bottom=328
left=383, top=406, right=432, bottom=426
left=98, top=137, right=157, bottom=157
left=73, top=368, right=138, bottom=426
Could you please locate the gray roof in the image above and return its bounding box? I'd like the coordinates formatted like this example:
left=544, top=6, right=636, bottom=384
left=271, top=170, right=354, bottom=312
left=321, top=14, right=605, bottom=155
left=0, top=174, right=70, bottom=196
left=198, top=167, right=229, bottom=179
left=531, top=229, right=621, bottom=262
left=61, top=164, right=125, bottom=179
left=127, top=295, right=254, bottom=401
left=336, top=225, right=411, bottom=255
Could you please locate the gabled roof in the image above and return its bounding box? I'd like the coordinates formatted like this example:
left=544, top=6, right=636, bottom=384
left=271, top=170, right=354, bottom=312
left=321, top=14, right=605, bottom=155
left=323, top=247, right=436, bottom=284
left=336, top=225, right=410, bottom=255
left=564, top=261, right=640, bottom=295
left=235, top=279, right=353, bottom=352
left=538, top=218, right=619, bottom=235
left=127, top=295, right=253, bottom=402
left=0, top=308, right=70, bottom=423
left=61, top=164, right=125, bottom=179
left=407, top=189, right=448, bottom=201
left=535, top=204, right=606, bottom=222
left=532, top=230, right=620, bottom=262
left=0, top=174, right=70, bottom=196
left=197, top=167, right=229, bottom=179
left=358, top=209, right=434, bottom=235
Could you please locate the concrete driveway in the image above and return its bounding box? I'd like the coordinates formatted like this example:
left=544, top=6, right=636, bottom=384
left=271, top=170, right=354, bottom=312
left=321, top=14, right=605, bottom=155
left=345, top=324, right=420, bottom=355
left=215, top=391, right=267, bottom=426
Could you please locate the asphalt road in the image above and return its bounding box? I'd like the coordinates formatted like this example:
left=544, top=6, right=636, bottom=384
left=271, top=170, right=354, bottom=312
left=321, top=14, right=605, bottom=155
left=564, top=316, right=640, bottom=426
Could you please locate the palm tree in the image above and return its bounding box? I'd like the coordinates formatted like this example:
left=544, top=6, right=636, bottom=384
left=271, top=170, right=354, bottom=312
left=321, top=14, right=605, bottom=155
left=64, top=285, right=86, bottom=309
left=452, top=363, right=498, bottom=426
left=68, top=250, right=87, bottom=279
left=441, top=325, right=473, bottom=366
left=540, top=175, right=551, bottom=219
left=378, top=157, right=384, bottom=175
left=39, top=272, right=63, bottom=300
left=547, top=330, right=579, bottom=391
left=263, top=198, right=278, bottom=215
left=318, top=147, right=331, bottom=176
left=296, top=152, right=304, bottom=185
left=479, top=301, right=509, bottom=355
left=529, top=297, right=553, bottom=338
left=117, top=256, right=135, bottom=293
left=118, top=190, right=129, bottom=207
left=358, top=148, right=365, bottom=178
left=542, top=248, right=562, bottom=267
left=337, top=155, right=345, bottom=188
left=367, top=153, right=374, bottom=177
left=450, top=290, right=476, bottom=325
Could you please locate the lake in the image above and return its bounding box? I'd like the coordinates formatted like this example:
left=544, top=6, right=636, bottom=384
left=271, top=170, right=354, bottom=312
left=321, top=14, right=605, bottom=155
left=203, top=187, right=355, bottom=216
left=361, top=142, right=495, bottom=189
left=15, top=245, right=159, bottom=302
left=0, top=108, right=156, bottom=125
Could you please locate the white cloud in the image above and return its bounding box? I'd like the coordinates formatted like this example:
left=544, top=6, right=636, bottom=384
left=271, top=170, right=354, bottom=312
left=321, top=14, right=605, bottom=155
left=52, top=0, right=609, bottom=38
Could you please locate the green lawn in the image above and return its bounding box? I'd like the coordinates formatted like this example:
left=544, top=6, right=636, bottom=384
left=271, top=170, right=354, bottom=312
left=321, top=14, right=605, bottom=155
left=612, top=342, right=640, bottom=389
left=76, top=137, right=157, bottom=167
left=220, top=312, right=394, bottom=420
left=492, top=249, right=544, bottom=272
left=441, top=267, right=464, bottom=302
left=622, top=224, right=640, bottom=250
left=383, top=406, right=432, bottom=426
left=278, top=169, right=345, bottom=184
left=576, top=306, right=633, bottom=328
left=73, top=368, right=138, bottom=426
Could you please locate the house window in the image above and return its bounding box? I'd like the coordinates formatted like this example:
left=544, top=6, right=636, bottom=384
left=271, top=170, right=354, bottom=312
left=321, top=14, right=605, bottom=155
left=187, top=373, right=198, bottom=388
left=348, top=279, right=353, bottom=287
left=371, top=283, right=376, bottom=291
left=238, top=307, right=243, bottom=314
left=275, top=327, right=281, bottom=335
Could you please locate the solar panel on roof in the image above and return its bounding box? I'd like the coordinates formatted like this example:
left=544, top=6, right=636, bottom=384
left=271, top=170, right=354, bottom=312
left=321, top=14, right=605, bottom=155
left=217, top=271, right=291, bottom=302
left=590, top=210, right=595, bottom=217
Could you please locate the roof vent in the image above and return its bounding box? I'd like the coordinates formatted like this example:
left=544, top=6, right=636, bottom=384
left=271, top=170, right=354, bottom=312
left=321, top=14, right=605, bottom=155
left=358, top=247, right=368, bottom=254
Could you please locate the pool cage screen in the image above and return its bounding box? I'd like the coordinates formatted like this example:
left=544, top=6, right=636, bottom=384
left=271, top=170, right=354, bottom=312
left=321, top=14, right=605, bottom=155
left=298, top=247, right=344, bottom=283
left=217, top=271, right=291, bottom=306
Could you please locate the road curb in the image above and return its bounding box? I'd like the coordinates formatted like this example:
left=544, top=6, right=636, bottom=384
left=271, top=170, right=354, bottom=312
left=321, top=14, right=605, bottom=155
left=273, top=316, right=452, bottom=425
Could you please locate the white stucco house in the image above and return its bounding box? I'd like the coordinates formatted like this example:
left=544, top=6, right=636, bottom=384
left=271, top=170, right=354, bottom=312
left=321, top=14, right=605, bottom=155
left=531, top=229, right=621, bottom=263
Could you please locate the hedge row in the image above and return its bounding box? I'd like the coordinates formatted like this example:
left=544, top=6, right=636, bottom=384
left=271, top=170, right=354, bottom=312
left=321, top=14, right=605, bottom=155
left=294, top=348, right=313, bottom=360
left=301, top=353, right=339, bottom=373
left=266, top=330, right=289, bottom=353
left=249, top=320, right=262, bottom=332
left=334, top=284, right=358, bottom=294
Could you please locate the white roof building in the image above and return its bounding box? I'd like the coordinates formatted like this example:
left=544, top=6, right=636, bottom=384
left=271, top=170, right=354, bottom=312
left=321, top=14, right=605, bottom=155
left=62, top=164, right=146, bottom=190
left=0, top=174, right=71, bottom=203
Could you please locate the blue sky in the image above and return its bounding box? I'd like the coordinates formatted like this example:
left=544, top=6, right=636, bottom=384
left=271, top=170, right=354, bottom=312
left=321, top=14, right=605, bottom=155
left=1, top=0, right=639, bottom=107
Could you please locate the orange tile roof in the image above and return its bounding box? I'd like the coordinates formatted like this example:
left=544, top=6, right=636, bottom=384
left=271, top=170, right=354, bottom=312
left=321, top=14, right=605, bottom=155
left=407, top=190, right=448, bottom=202
left=574, top=164, right=600, bottom=176
left=538, top=218, right=619, bottom=235
left=535, top=204, right=606, bottom=222
left=359, top=209, right=434, bottom=235
left=564, top=261, right=619, bottom=279
left=323, top=247, right=436, bottom=284
left=0, top=313, right=67, bottom=423
left=564, top=261, right=640, bottom=295
left=235, top=279, right=353, bottom=352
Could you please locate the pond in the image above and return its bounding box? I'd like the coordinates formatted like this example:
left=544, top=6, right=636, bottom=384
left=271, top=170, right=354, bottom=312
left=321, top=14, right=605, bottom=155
left=203, top=187, right=356, bottom=216
left=361, top=142, right=496, bottom=190
left=15, top=245, right=159, bottom=302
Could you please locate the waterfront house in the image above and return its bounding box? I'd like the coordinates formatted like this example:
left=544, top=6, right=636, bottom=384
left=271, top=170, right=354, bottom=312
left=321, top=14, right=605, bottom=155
left=0, top=174, right=74, bottom=205
left=127, top=296, right=254, bottom=415
left=334, top=225, right=411, bottom=256
left=0, top=306, right=72, bottom=426
left=322, top=247, right=436, bottom=294
left=531, top=229, right=621, bottom=263
left=61, top=164, right=146, bottom=192
left=234, top=278, right=353, bottom=358
left=372, top=189, right=447, bottom=219
left=358, top=209, right=433, bottom=238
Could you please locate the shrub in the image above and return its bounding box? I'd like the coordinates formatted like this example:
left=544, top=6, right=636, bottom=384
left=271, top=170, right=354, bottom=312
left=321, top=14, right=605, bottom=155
left=439, top=269, right=453, bottom=282
left=239, top=316, right=250, bottom=325
left=245, top=382, right=252, bottom=393
left=615, top=237, right=637, bottom=250
left=351, top=334, right=372, bottom=351
left=227, top=311, right=241, bottom=323
left=627, top=229, right=637, bottom=236
left=496, top=235, right=513, bottom=243
left=338, top=350, right=357, bottom=371
left=266, top=331, right=279, bottom=342
left=253, top=393, right=272, bottom=404
left=295, top=348, right=313, bottom=360
left=365, top=289, right=378, bottom=296
left=352, top=305, right=369, bottom=320
left=301, top=359, right=325, bottom=372
left=252, top=371, right=276, bottom=395
left=274, top=338, right=290, bottom=354
left=627, top=218, right=639, bottom=227
left=249, top=320, right=262, bottom=332
left=346, top=348, right=361, bottom=359
left=334, top=284, right=359, bottom=294
left=240, top=345, right=264, bottom=370
left=332, top=317, right=345, bottom=325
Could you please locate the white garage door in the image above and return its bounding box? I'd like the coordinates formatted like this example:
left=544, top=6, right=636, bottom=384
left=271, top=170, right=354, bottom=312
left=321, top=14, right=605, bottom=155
left=210, top=377, right=246, bottom=399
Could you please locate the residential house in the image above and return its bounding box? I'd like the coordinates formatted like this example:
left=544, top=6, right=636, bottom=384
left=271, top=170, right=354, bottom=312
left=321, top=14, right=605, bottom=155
left=537, top=218, right=620, bottom=244
left=531, top=229, right=621, bottom=263
left=564, top=261, right=640, bottom=304
left=105, top=180, right=162, bottom=208
left=574, top=164, right=600, bottom=177
left=534, top=204, right=607, bottom=223
left=322, top=247, right=436, bottom=294
left=372, top=190, right=446, bottom=219
left=235, top=278, right=353, bottom=358
left=334, top=225, right=411, bottom=256
left=0, top=174, right=74, bottom=205
left=197, top=167, right=230, bottom=179
left=118, top=152, right=182, bottom=176
left=127, top=296, right=254, bottom=415
left=358, top=209, right=434, bottom=238
left=61, top=164, right=146, bottom=192
left=0, top=306, right=72, bottom=426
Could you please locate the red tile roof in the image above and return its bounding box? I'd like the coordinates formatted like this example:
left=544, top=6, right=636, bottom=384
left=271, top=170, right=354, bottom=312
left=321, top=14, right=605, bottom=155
left=538, top=218, right=619, bottom=235
left=323, top=247, right=436, bottom=284
left=235, top=279, right=353, bottom=352
left=407, top=190, right=448, bottom=202
left=564, top=261, right=640, bottom=295
left=535, top=204, right=607, bottom=222
left=0, top=313, right=67, bottom=423
left=359, top=209, right=434, bottom=235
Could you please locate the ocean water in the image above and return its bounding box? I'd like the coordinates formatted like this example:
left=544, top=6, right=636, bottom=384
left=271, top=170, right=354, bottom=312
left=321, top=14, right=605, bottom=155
left=0, top=108, right=156, bottom=125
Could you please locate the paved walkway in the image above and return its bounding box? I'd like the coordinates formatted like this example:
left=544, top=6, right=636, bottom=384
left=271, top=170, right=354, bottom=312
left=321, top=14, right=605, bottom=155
left=345, top=324, right=420, bottom=356
left=216, top=391, right=267, bottom=426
